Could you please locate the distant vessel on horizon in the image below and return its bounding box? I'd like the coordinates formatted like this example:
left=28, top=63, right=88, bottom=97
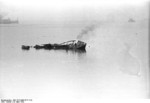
left=128, top=18, right=135, bottom=23
left=0, top=16, right=19, bottom=24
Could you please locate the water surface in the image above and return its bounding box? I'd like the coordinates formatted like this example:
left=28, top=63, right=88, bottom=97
left=0, top=22, right=149, bottom=102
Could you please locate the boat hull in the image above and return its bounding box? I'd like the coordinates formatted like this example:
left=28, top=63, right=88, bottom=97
left=22, top=40, right=86, bottom=50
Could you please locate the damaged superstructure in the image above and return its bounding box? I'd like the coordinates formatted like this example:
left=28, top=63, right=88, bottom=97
left=22, top=40, right=86, bottom=51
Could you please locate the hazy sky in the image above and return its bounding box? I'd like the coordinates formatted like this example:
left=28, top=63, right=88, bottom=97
left=0, top=0, right=149, bottom=24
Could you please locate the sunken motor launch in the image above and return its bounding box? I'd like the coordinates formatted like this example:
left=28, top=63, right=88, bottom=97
left=22, top=40, right=86, bottom=50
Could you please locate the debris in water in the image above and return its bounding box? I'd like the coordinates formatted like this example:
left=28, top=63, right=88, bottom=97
left=22, top=45, right=30, bottom=50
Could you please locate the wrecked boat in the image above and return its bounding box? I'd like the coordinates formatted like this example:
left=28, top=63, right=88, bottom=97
left=22, top=45, right=30, bottom=50
left=22, top=40, right=86, bottom=50
left=58, top=40, right=86, bottom=50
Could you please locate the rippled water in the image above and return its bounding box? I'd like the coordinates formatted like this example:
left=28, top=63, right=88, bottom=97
left=0, top=22, right=149, bottom=102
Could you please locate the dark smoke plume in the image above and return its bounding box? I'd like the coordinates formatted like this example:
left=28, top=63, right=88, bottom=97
left=77, top=23, right=100, bottom=39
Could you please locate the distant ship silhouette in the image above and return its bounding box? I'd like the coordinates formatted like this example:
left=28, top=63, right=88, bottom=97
left=128, top=18, right=135, bottom=22
left=0, top=16, right=19, bottom=24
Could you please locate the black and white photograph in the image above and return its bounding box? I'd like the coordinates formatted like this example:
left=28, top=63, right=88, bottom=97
left=0, top=0, right=149, bottom=103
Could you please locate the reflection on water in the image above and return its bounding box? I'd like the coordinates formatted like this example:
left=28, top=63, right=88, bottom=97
left=64, top=49, right=86, bottom=54
left=22, top=48, right=86, bottom=56
left=65, top=49, right=86, bottom=58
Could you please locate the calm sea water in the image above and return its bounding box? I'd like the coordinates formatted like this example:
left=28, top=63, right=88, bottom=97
left=0, top=22, right=149, bottom=102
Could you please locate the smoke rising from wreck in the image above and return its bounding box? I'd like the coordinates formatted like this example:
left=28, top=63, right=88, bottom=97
left=76, top=23, right=100, bottom=40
